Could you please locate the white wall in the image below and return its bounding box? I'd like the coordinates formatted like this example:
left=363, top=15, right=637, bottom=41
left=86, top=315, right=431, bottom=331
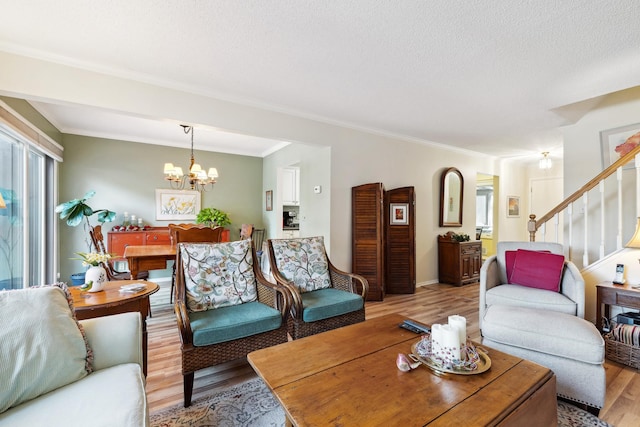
left=562, top=86, right=640, bottom=317
left=1, top=50, right=537, bottom=285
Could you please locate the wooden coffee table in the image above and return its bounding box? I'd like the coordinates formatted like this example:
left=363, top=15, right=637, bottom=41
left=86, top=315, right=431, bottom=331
left=248, top=313, right=557, bottom=426
left=69, top=280, right=159, bottom=376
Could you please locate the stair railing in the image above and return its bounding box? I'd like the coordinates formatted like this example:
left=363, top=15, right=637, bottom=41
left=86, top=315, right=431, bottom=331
left=528, top=143, right=640, bottom=267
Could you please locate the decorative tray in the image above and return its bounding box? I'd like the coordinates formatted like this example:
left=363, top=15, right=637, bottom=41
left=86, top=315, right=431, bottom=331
left=411, top=336, right=491, bottom=375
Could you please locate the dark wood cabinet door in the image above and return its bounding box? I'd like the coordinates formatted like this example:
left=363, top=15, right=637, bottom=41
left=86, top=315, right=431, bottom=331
left=352, top=183, right=385, bottom=301
left=385, top=187, right=416, bottom=294
left=438, top=234, right=481, bottom=286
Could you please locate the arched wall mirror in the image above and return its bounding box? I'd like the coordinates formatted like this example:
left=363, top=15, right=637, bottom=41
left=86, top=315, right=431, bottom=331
left=439, top=167, right=464, bottom=227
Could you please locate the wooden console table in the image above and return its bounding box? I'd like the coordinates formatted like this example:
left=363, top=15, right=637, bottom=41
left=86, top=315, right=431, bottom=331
left=596, top=281, right=640, bottom=332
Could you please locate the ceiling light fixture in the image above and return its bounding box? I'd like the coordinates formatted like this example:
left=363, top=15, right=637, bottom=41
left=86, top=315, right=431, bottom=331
left=163, top=125, right=218, bottom=192
left=539, top=152, right=552, bottom=170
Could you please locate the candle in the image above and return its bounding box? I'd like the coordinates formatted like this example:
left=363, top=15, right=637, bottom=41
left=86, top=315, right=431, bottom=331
left=440, top=324, right=461, bottom=361
left=448, top=315, right=467, bottom=346
left=431, top=324, right=443, bottom=357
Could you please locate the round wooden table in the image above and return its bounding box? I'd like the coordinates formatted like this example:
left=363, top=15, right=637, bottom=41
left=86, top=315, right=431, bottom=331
left=69, top=280, right=159, bottom=375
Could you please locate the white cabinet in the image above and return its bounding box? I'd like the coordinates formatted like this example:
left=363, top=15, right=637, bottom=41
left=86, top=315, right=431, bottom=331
left=282, top=167, right=300, bottom=205
left=283, top=230, right=300, bottom=238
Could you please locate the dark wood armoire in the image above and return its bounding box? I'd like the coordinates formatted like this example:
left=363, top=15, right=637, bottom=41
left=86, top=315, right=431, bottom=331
left=352, top=183, right=416, bottom=301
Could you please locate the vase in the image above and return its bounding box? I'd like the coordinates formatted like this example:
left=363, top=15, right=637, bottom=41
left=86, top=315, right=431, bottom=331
left=84, top=266, right=107, bottom=292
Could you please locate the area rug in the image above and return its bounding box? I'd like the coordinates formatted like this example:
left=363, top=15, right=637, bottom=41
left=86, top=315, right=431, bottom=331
left=150, top=377, right=611, bottom=427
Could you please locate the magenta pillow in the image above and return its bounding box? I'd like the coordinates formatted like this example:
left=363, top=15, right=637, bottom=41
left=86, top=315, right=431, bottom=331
left=509, top=249, right=565, bottom=292
left=505, top=249, right=551, bottom=283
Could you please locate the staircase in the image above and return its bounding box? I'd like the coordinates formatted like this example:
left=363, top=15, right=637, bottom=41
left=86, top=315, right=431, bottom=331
left=528, top=143, right=640, bottom=269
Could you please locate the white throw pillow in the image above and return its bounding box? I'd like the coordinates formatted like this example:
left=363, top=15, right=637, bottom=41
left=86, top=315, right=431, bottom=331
left=0, top=283, right=92, bottom=413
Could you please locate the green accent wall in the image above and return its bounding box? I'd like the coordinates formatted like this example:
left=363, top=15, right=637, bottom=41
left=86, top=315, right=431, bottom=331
left=58, top=134, right=263, bottom=281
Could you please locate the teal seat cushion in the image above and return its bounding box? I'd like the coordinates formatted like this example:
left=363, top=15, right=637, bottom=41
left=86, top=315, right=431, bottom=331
left=189, top=301, right=282, bottom=346
left=302, top=288, right=364, bottom=323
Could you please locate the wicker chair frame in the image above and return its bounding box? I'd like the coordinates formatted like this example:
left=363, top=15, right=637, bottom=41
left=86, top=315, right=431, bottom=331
left=174, top=242, right=291, bottom=407
left=267, top=238, right=369, bottom=340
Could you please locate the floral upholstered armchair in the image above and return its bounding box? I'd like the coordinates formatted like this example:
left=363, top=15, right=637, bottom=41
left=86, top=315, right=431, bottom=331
left=174, top=239, right=291, bottom=407
left=267, top=236, right=368, bottom=339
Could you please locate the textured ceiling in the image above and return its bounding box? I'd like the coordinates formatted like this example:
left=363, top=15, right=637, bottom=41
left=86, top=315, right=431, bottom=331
left=2, top=0, right=640, bottom=158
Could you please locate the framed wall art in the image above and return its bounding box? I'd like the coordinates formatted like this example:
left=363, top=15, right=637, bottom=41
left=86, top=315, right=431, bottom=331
left=600, top=123, right=640, bottom=170
left=266, top=190, right=273, bottom=211
left=390, top=203, right=409, bottom=225
left=155, top=189, right=200, bottom=220
left=507, top=195, right=520, bottom=218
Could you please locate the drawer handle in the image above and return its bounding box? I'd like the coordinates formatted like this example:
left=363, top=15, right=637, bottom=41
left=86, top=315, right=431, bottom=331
left=153, top=236, right=158, bottom=240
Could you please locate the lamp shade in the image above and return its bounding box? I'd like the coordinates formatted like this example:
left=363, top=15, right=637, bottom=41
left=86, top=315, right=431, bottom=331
left=208, top=168, right=218, bottom=179
left=0, top=193, right=5, bottom=209
left=626, top=217, right=640, bottom=248
left=163, top=163, right=175, bottom=174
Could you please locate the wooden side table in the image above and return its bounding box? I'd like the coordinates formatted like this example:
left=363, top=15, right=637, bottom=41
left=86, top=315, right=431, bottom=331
left=595, top=281, right=640, bottom=332
left=69, top=280, right=159, bottom=375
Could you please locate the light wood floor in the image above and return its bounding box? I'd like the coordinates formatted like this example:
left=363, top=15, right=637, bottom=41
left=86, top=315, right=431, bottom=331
left=145, top=283, right=640, bottom=426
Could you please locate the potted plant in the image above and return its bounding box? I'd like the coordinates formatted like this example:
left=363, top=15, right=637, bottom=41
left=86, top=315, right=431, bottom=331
left=196, top=207, right=232, bottom=228
left=55, top=191, right=116, bottom=284
left=451, top=232, right=471, bottom=242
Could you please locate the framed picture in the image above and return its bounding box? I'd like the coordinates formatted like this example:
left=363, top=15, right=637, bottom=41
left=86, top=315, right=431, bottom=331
left=507, top=196, right=520, bottom=218
left=390, top=203, right=409, bottom=225
left=600, top=123, right=640, bottom=170
left=266, top=190, right=273, bottom=211
left=155, top=189, right=200, bottom=220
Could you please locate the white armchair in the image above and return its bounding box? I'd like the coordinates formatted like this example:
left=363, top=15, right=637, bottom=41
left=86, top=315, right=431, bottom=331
left=479, top=241, right=585, bottom=329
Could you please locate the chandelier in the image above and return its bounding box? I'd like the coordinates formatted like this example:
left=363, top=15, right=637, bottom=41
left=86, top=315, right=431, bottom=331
left=163, top=125, right=218, bottom=192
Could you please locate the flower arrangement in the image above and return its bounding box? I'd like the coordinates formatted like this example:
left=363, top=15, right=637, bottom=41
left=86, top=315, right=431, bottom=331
left=451, top=232, right=470, bottom=242
left=74, top=252, right=113, bottom=267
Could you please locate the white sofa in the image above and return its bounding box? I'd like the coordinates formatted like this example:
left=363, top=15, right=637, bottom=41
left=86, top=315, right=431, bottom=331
left=0, top=298, right=149, bottom=427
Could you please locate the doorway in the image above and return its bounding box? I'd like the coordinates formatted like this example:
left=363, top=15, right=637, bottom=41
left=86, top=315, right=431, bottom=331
left=476, top=173, right=499, bottom=260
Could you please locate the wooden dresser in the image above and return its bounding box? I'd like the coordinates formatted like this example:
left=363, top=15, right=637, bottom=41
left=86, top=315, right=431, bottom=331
left=437, top=233, right=482, bottom=286
left=107, top=226, right=231, bottom=260
left=107, top=227, right=171, bottom=260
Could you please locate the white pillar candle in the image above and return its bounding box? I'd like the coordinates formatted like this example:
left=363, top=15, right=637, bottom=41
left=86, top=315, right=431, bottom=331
left=431, top=324, right=443, bottom=356
left=440, top=324, right=461, bottom=361
left=448, top=315, right=467, bottom=345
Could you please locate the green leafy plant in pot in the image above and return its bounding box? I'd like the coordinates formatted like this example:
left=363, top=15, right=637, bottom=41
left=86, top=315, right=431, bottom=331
left=196, top=207, right=231, bottom=228
left=55, top=191, right=116, bottom=284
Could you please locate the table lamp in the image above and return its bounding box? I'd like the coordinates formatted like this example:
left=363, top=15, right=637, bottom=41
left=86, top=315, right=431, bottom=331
left=626, top=217, right=640, bottom=248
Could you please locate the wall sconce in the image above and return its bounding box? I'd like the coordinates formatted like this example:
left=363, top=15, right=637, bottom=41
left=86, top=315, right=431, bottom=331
left=539, top=152, right=552, bottom=170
